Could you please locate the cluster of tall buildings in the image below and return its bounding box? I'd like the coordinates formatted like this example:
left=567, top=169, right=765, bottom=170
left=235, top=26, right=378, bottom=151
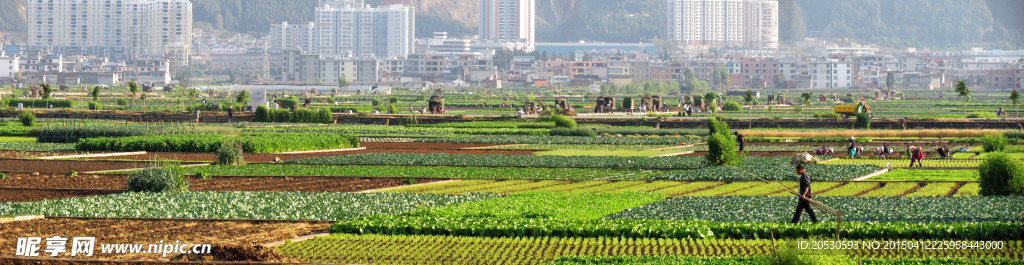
left=667, top=0, right=779, bottom=51
left=26, top=0, right=192, bottom=66
left=270, top=0, right=415, bottom=59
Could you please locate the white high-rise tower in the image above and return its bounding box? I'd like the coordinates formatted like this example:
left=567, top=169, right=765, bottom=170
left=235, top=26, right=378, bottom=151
left=667, top=0, right=778, bottom=50
left=27, top=0, right=192, bottom=61
left=479, top=0, right=535, bottom=50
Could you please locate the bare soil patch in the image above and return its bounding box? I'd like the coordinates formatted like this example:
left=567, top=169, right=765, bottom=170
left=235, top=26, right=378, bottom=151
left=0, top=159, right=187, bottom=174
left=0, top=218, right=328, bottom=262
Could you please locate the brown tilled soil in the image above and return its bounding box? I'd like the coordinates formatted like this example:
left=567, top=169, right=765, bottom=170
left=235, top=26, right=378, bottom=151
left=0, top=218, right=328, bottom=262
left=0, top=188, right=121, bottom=202
left=0, top=173, right=441, bottom=202
left=91, top=142, right=533, bottom=162
left=0, top=151, right=83, bottom=159
left=0, top=159, right=186, bottom=174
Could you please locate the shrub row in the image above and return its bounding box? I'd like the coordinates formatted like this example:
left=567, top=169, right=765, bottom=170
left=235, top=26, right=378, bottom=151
left=76, top=133, right=358, bottom=153
left=36, top=125, right=164, bottom=143
left=254, top=106, right=334, bottom=123
left=5, top=99, right=73, bottom=108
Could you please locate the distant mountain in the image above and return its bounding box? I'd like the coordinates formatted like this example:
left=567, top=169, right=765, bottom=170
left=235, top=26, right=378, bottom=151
left=0, top=0, right=27, bottom=32
left=0, top=0, right=1020, bottom=49
left=793, top=0, right=1020, bottom=49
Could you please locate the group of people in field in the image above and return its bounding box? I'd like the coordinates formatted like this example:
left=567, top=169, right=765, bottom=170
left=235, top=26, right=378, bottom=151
left=791, top=139, right=953, bottom=224
left=837, top=137, right=949, bottom=167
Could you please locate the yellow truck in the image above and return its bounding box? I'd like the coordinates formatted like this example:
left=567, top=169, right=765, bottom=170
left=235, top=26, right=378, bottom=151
left=834, top=102, right=871, bottom=118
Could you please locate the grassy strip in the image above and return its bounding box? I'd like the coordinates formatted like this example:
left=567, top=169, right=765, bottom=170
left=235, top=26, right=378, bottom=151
left=0, top=142, right=76, bottom=151
left=534, top=149, right=688, bottom=157
left=0, top=137, right=37, bottom=142
left=285, top=153, right=708, bottom=169
left=479, top=144, right=679, bottom=151
left=418, top=135, right=706, bottom=145
left=822, top=158, right=981, bottom=168
left=871, top=169, right=980, bottom=181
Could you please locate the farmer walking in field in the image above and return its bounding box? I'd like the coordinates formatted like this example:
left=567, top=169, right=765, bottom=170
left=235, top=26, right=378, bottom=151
left=791, top=164, right=818, bottom=224
left=227, top=106, right=234, bottom=123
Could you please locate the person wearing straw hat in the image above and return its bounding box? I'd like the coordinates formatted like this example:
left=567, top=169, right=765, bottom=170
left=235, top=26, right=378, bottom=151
left=846, top=137, right=857, bottom=158
left=792, top=164, right=818, bottom=224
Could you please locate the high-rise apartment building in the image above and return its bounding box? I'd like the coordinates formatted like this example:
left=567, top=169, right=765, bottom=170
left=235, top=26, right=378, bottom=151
left=667, top=0, right=777, bottom=50
left=479, top=0, right=535, bottom=50
left=315, top=4, right=415, bottom=58
left=270, top=22, right=317, bottom=53
left=27, top=0, right=192, bottom=62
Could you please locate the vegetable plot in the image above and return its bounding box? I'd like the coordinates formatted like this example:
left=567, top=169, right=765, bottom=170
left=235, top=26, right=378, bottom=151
left=605, top=196, right=1024, bottom=223
left=544, top=256, right=1024, bottom=265
left=823, top=159, right=982, bottom=168
left=404, top=192, right=666, bottom=221
left=650, top=157, right=879, bottom=181
left=276, top=233, right=772, bottom=265
left=334, top=215, right=1024, bottom=240
left=0, top=191, right=495, bottom=221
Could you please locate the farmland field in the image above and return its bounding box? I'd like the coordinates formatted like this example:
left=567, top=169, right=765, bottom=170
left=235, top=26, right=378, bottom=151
left=2, top=90, right=1024, bottom=264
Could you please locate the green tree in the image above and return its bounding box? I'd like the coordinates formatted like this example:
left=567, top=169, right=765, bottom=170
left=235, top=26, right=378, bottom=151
left=743, top=90, right=754, bottom=105
left=801, top=92, right=813, bottom=106
left=236, top=90, right=251, bottom=104
left=712, top=64, right=730, bottom=91
left=40, top=83, right=52, bottom=100
left=128, top=82, right=139, bottom=100
left=955, top=80, right=970, bottom=115
left=705, top=118, right=740, bottom=166
left=338, top=76, right=349, bottom=90
left=774, top=73, right=787, bottom=89
left=885, top=72, right=896, bottom=92
left=1011, top=89, right=1020, bottom=118
left=90, top=86, right=101, bottom=101
left=978, top=152, right=1024, bottom=196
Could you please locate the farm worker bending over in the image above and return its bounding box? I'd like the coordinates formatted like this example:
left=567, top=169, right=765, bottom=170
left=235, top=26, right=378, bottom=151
left=734, top=132, right=745, bottom=152
left=791, top=164, right=818, bottom=224
left=846, top=137, right=857, bottom=158
left=937, top=146, right=949, bottom=159
left=909, top=147, right=924, bottom=167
